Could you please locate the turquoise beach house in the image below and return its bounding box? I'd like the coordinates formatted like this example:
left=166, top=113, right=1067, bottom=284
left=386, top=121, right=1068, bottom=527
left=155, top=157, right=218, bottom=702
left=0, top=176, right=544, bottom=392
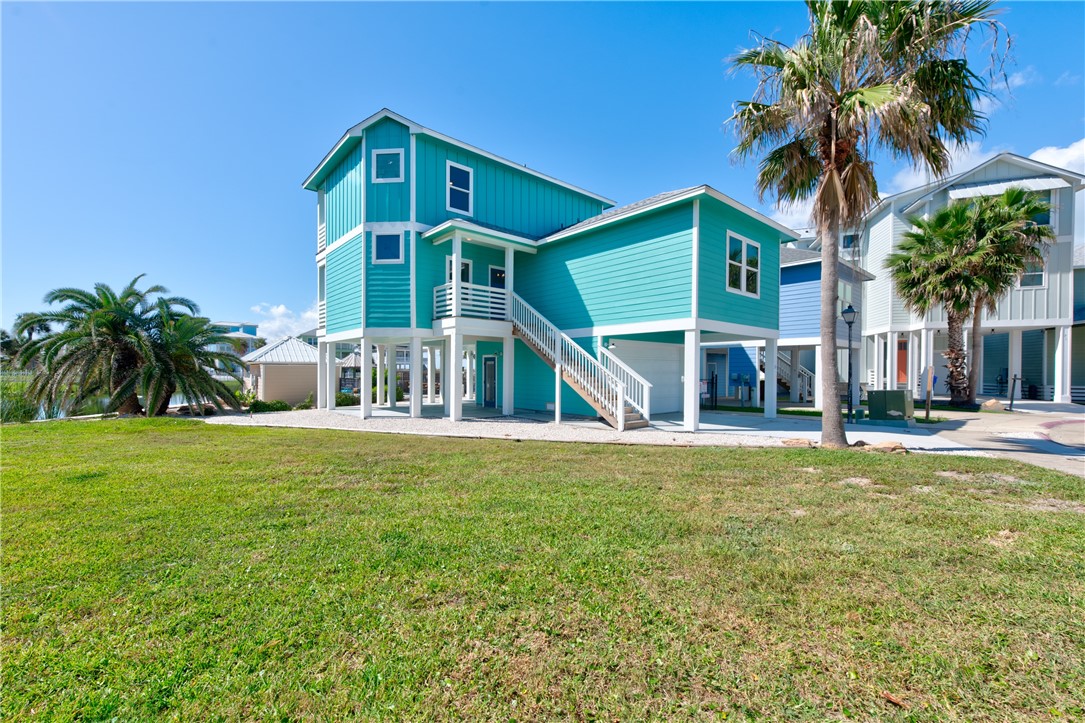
left=303, top=109, right=796, bottom=430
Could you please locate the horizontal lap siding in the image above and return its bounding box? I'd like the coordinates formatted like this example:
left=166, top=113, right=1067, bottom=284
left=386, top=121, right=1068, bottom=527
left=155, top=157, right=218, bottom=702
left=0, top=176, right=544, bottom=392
left=415, top=136, right=606, bottom=239
left=697, top=199, right=779, bottom=330
left=366, top=119, right=410, bottom=223
left=366, top=232, right=411, bottom=328
left=516, top=204, right=694, bottom=330
left=862, top=211, right=895, bottom=330
left=326, top=237, right=362, bottom=333
left=780, top=264, right=820, bottom=339
left=324, top=145, right=364, bottom=244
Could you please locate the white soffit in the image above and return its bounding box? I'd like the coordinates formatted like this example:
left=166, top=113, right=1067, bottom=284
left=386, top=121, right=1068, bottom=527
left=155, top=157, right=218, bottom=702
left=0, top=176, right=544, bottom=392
left=948, top=176, right=1069, bottom=200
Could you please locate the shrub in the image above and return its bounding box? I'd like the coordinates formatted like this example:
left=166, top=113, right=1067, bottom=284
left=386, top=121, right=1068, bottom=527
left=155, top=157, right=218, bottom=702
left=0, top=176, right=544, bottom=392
left=293, top=392, right=314, bottom=410
left=335, top=391, right=360, bottom=407
left=250, top=399, right=290, bottom=413
left=370, top=386, right=405, bottom=402
left=1, top=377, right=39, bottom=423
left=235, top=388, right=257, bottom=407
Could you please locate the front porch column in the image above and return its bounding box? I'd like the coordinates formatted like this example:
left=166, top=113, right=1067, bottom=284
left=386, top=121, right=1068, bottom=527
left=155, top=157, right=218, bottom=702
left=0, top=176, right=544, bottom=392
left=452, top=232, right=463, bottom=317
left=788, top=348, right=801, bottom=403
left=682, top=328, right=700, bottom=431
left=502, top=334, right=515, bottom=415
left=326, top=342, right=337, bottom=410
left=316, top=341, right=327, bottom=409
left=763, top=338, right=778, bottom=419
left=1053, top=325, right=1072, bottom=403
left=426, top=346, right=436, bottom=404
left=376, top=344, right=386, bottom=406
left=409, top=337, right=423, bottom=418
left=466, top=349, right=475, bottom=402
left=813, top=344, right=824, bottom=411
left=874, top=333, right=885, bottom=390
left=906, top=331, right=917, bottom=395
left=887, top=331, right=899, bottom=391
left=449, top=332, right=463, bottom=421
left=360, top=339, right=372, bottom=418
left=505, top=246, right=515, bottom=307
left=443, top=339, right=450, bottom=416
left=386, top=345, right=397, bottom=409
left=1008, top=328, right=1023, bottom=400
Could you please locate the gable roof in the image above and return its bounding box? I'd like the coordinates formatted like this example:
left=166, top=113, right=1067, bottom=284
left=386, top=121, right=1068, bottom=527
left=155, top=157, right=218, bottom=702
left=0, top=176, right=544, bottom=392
left=779, top=246, right=875, bottom=280
left=242, top=336, right=318, bottom=365
left=301, top=109, right=615, bottom=205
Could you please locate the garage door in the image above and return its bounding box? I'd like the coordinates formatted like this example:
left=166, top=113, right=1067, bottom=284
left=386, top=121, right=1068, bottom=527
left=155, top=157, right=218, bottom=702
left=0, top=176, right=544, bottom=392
left=610, top=340, right=684, bottom=414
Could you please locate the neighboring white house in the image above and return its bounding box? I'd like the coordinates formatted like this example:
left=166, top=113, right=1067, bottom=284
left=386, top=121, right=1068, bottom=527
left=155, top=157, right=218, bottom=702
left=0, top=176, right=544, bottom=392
left=242, top=336, right=319, bottom=405
left=846, top=153, right=1084, bottom=403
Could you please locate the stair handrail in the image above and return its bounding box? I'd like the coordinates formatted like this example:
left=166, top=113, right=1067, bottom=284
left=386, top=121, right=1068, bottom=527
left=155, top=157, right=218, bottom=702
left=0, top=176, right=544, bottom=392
left=599, top=345, right=652, bottom=420
left=759, top=348, right=815, bottom=402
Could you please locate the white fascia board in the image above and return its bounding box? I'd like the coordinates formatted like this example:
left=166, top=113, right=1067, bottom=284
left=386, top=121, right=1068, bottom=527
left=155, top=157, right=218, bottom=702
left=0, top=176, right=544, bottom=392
left=302, top=109, right=423, bottom=191
left=422, top=220, right=538, bottom=253
left=560, top=318, right=696, bottom=339
left=697, top=317, right=780, bottom=339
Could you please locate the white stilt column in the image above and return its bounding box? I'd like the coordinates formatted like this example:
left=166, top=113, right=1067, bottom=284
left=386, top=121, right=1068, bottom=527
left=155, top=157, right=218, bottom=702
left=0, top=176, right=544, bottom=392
left=1053, top=325, right=1072, bottom=403
left=360, top=339, right=372, bottom=418
left=813, top=343, right=824, bottom=411
left=788, top=348, right=801, bottom=403
left=449, top=333, right=463, bottom=421
left=386, top=345, right=397, bottom=409
left=326, top=342, right=337, bottom=410
left=763, top=338, right=778, bottom=419
left=317, top=341, right=327, bottom=409
left=553, top=343, right=563, bottom=424
left=466, top=349, right=475, bottom=402
left=502, top=335, right=515, bottom=415
left=376, top=344, right=386, bottom=406
left=682, top=328, right=700, bottom=431
left=409, top=337, right=422, bottom=418
left=442, top=340, right=450, bottom=416
left=874, top=333, right=884, bottom=390
left=426, top=346, right=436, bottom=404
left=887, top=331, right=899, bottom=391
left=1008, top=329, right=1023, bottom=400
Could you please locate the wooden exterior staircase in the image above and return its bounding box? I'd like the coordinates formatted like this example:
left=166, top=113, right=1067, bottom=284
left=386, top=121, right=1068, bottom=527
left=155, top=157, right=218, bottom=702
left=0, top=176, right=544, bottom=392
left=510, top=293, right=650, bottom=431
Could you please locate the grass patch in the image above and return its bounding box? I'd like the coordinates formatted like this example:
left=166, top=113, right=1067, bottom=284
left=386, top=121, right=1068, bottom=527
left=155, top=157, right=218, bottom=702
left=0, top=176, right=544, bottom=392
left=4, top=419, right=1083, bottom=719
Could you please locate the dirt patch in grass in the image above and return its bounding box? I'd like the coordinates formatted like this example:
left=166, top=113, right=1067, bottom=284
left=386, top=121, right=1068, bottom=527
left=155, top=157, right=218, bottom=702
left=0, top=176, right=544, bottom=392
left=985, top=530, right=1020, bottom=547
left=838, top=477, right=873, bottom=487
left=1014, top=498, right=1085, bottom=514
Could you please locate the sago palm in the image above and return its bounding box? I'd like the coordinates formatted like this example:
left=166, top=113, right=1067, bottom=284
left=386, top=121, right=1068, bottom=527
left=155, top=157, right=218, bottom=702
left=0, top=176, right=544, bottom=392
left=964, top=187, right=1054, bottom=403
left=730, top=0, right=1002, bottom=446
left=141, top=302, right=243, bottom=416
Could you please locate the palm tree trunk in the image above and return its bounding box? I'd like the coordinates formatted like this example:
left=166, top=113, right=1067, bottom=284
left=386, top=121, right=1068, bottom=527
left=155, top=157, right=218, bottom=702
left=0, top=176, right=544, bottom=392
left=153, top=383, right=175, bottom=416
left=819, top=217, right=848, bottom=448
left=966, top=298, right=984, bottom=406
left=112, top=346, right=144, bottom=416
left=944, top=310, right=970, bottom=406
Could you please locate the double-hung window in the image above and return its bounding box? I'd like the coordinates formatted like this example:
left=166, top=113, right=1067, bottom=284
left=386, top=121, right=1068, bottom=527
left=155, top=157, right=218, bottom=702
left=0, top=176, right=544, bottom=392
left=726, top=232, right=760, bottom=297
left=373, top=232, right=404, bottom=264
left=372, top=149, right=404, bottom=183
left=1019, top=260, right=1045, bottom=288
left=447, top=161, right=473, bottom=216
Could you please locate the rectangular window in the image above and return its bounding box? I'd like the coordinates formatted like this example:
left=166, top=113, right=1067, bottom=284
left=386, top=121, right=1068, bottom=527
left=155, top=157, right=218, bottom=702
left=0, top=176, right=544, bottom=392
left=842, top=233, right=858, bottom=249
left=489, top=266, right=506, bottom=289
left=446, top=256, right=472, bottom=283
left=836, top=280, right=854, bottom=315
left=374, top=233, right=404, bottom=263
left=372, top=149, right=404, bottom=183
left=447, top=161, right=473, bottom=215
left=726, top=232, right=760, bottom=298
left=1019, top=260, right=1045, bottom=287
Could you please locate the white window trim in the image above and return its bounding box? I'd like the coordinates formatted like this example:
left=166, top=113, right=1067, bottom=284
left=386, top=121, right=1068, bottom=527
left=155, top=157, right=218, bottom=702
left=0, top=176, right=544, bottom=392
left=446, top=255, right=473, bottom=284
left=371, top=149, right=404, bottom=183
left=446, top=160, right=474, bottom=216
left=373, top=231, right=405, bottom=265
left=1016, top=259, right=1047, bottom=290
left=725, top=231, right=761, bottom=299
left=488, top=265, right=506, bottom=289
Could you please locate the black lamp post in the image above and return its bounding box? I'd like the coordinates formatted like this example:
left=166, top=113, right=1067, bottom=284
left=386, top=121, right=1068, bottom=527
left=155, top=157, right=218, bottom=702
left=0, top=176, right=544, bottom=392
left=841, top=304, right=857, bottom=424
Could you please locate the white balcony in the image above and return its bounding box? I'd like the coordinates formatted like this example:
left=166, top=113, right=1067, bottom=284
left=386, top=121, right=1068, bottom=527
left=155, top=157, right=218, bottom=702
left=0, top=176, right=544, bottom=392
left=434, top=282, right=509, bottom=320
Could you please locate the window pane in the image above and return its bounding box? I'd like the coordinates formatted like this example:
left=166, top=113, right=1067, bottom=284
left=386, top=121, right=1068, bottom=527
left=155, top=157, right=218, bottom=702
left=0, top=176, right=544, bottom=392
left=449, top=166, right=470, bottom=191
left=746, top=242, right=759, bottom=269
left=727, top=262, right=741, bottom=290
left=728, top=236, right=742, bottom=263
left=461, top=262, right=471, bottom=283
left=449, top=188, right=470, bottom=212
left=375, top=152, right=400, bottom=179
left=490, top=267, right=506, bottom=289
left=375, top=234, right=401, bottom=261
left=1020, top=262, right=1044, bottom=287
left=746, top=268, right=758, bottom=295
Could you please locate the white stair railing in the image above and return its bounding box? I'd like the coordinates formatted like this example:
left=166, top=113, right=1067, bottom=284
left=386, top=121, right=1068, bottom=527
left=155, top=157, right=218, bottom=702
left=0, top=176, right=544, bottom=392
left=510, top=293, right=632, bottom=429
left=599, top=346, right=652, bottom=419
left=760, top=348, right=815, bottom=402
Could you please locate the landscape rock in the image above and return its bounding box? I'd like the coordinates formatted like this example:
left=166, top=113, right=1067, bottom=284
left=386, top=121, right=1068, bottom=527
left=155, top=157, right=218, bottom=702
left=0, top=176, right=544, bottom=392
left=782, top=438, right=814, bottom=448
left=870, top=441, right=907, bottom=453
left=981, top=399, right=1004, bottom=412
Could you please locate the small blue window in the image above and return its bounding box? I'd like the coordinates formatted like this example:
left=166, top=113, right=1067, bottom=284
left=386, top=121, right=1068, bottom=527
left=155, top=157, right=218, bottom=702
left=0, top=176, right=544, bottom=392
left=374, top=233, right=403, bottom=263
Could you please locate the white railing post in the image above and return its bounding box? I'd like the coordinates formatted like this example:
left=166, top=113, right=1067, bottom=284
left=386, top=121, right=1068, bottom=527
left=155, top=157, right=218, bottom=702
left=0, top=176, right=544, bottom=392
left=617, top=382, right=625, bottom=432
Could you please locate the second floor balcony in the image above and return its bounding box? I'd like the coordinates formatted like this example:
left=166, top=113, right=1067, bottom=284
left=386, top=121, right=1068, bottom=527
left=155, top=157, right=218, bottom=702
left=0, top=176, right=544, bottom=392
left=434, top=282, right=509, bottom=321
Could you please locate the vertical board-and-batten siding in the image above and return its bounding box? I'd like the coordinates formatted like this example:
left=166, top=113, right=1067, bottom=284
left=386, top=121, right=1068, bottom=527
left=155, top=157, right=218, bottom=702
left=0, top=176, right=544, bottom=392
left=365, top=118, right=411, bottom=223
left=414, top=135, right=607, bottom=239
left=323, top=144, right=364, bottom=245
left=325, top=236, right=363, bottom=334
left=514, top=203, right=694, bottom=331
left=697, top=198, right=780, bottom=331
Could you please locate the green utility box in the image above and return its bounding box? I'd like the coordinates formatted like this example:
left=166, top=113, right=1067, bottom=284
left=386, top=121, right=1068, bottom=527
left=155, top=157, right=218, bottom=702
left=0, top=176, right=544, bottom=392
left=866, top=390, right=914, bottom=421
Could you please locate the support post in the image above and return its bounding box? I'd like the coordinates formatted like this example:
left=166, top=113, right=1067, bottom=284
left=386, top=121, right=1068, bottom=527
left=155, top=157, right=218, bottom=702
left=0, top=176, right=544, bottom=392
left=386, top=344, right=396, bottom=409
left=326, top=342, right=337, bottom=410
left=505, top=246, right=515, bottom=316
left=409, top=337, right=422, bottom=418
left=449, top=333, right=463, bottom=421
left=452, top=232, right=463, bottom=317
left=682, top=328, right=700, bottom=431
left=813, top=343, right=824, bottom=411
left=316, top=341, right=327, bottom=409
left=887, top=331, right=899, bottom=391
left=426, top=346, right=436, bottom=404
left=874, top=333, right=884, bottom=391
left=763, top=338, right=777, bottom=419
left=360, top=339, right=372, bottom=418
left=502, top=335, right=515, bottom=415
left=788, top=348, right=800, bottom=403
left=376, top=344, right=385, bottom=406
left=1053, top=325, right=1072, bottom=403
left=466, top=349, right=475, bottom=402
left=553, top=359, right=562, bottom=423
left=1008, top=329, right=1023, bottom=400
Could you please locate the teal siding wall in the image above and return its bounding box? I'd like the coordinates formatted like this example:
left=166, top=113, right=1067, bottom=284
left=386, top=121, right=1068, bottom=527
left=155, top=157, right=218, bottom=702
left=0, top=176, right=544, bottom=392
left=512, top=338, right=596, bottom=416
left=515, top=204, right=694, bottom=330
left=366, top=231, right=412, bottom=328
left=324, top=144, right=364, bottom=244
left=325, top=235, right=363, bottom=333
left=473, top=341, right=503, bottom=407
left=698, top=198, right=781, bottom=331
left=366, top=118, right=411, bottom=223
left=415, top=136, right=606, bottom=239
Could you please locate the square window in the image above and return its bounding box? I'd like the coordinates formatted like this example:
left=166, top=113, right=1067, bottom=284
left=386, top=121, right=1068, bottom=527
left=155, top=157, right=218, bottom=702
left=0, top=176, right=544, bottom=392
left=447, top=162, right=473, bottom=215
left=374, top=233, right=403, bottom=263
left=372, top=150, right=403, bottom=183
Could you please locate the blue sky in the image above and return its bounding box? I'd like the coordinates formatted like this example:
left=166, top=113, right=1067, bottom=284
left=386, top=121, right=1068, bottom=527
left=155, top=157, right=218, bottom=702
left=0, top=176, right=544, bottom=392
left=3, top=1, right=1083, bottom=338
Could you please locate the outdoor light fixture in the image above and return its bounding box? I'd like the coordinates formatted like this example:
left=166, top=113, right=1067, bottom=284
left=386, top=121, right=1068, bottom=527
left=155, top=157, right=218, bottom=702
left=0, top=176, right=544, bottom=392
left=607, top=341, right=617, bottom=350
left=841, top=304, right=857, bottom=423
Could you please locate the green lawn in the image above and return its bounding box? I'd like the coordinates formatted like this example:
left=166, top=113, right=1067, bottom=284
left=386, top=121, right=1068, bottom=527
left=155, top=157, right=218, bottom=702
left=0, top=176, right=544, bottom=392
left=3, top=420, right=1083, bottom=720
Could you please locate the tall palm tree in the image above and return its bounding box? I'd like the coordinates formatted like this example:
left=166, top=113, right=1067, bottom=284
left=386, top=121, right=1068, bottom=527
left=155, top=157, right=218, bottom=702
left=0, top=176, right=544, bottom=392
left=964, top=188, right=1054, bottom=403
left=888, top=204, right=989, bottom=404
left=15, top=275, right=197, bottom=415
left=141, top=302, right=243, bottom=416
left=730, top=0, right=1002, bottom=446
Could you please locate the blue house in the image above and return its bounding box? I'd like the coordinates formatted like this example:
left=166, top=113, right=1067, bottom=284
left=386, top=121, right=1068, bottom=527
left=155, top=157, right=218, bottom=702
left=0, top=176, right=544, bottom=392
left=303, top=109, right=796, bottom=430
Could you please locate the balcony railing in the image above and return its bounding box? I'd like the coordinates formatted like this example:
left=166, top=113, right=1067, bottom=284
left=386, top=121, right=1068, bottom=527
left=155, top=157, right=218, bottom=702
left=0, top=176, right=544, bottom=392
left=317, top=223, right=327, bottom=253
left=318, top=300, right=327, bottom=329
left=434, top=282, right=509, bottom=320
